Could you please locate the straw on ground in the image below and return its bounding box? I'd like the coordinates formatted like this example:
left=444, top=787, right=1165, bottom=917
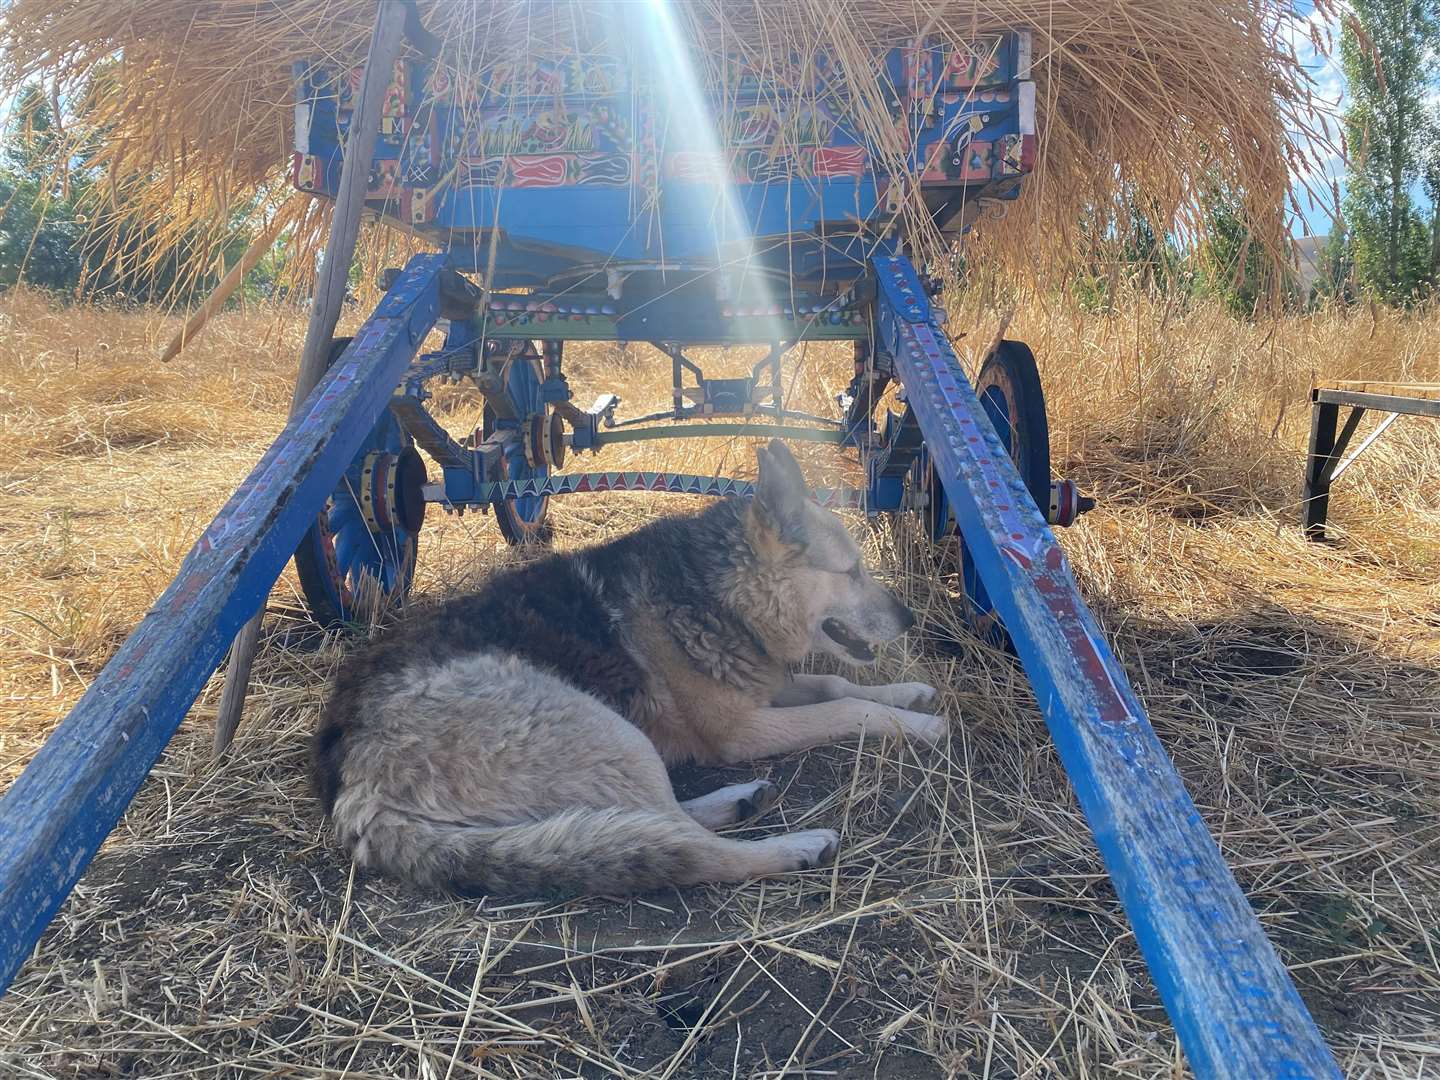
left=0, top=287, right=1436, bottom=1077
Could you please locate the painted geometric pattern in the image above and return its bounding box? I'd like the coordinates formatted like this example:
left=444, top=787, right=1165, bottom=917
left=476, top=472, right=866, bottom=508
left=314, top=40, right=1020, bottom=200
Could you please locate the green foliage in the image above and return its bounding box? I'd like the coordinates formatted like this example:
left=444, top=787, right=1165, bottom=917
left=0, top=87, right=89, bottom=293
left=1312, top=229, right=1358, bottom=304
left=0, top=84, right=276, bottom=303
left=1070, top=194, right=1188, bottom=313
left=1420, top=102, right=1440, bottom=283
left=1195, top=183, right=1298, bottom=316
left=1340, top=0, right=1440, bottom=303
left=0, top=172, right=89, bottom=292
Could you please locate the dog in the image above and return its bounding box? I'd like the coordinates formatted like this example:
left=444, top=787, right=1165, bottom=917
left=310, top=439, right=946, bottom=897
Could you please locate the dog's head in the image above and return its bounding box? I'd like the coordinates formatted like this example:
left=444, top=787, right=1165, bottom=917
left=749, top=439, right=916, bottom=665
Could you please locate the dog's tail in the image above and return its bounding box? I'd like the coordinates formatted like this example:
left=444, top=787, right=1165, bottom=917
left=347, top=806, right=708, bottom=897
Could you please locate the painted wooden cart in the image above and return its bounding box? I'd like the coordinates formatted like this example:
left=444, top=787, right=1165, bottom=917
left=0, top=10, right=1341, bottom=1077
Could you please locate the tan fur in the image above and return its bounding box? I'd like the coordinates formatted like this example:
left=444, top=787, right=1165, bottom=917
left=312, top=440, right=947, bottom=898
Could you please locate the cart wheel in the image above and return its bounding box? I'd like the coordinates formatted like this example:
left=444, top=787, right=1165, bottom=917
left=488, top=345, right=552, bottom=545
left=914, top=339, right=1050, bottom=644
left=294, top=338, right=425, bottom=628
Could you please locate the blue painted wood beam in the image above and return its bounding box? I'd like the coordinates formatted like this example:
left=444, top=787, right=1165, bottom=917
left=871, top=255, right=1340, bottom=1079
left=0, top=254, right=446, bottom=995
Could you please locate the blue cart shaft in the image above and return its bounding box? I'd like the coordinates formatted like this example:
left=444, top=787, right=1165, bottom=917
left=872, top=256, right=1339, bottom=1079
left=0, top=255, right=445, bottom=994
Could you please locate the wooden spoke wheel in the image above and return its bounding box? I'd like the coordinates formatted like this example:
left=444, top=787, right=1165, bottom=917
left=487, top=345, right=554, bottom=546
left=294, top=338, right=425, bottom=628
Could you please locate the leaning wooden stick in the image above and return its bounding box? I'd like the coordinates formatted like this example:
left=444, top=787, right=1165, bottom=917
left=213, top=1, right=409, bottom=757
left=158, top=196, right=307, bottom=364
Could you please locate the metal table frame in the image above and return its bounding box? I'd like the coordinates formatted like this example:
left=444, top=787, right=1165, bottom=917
left=1302, top=382, right=1440, bottom=540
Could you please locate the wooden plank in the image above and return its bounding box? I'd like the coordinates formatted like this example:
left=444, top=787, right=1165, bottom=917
left=1316, top=380, right=1440, bottom=401
left=292, top=1, right=409, bottom=411
left=158, top=196, right=306, bottom=364
left=873, top=256, right=1340, bottom=1079
left=0, top=255, right=445, bottom=996
left=212, top=0, right=410, bottom=754
left=212, top=616, right=263, bottom=755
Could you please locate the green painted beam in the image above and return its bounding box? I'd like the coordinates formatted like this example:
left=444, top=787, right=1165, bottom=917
left=592, top=422, right=847, bottom=447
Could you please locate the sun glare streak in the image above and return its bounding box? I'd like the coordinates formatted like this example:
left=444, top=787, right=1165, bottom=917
left=635, top=0, right=784, bottom=345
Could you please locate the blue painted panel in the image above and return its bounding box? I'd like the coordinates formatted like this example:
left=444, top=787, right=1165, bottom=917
left=0, top=255, right=446, bottom=995
left=440, top=187, right=646, bottom=260
left=872, top=256, right=1340, bottom=1079
left=439, top=180, right=884, bottom=272
left=294, top=33, right=1034, bottom=288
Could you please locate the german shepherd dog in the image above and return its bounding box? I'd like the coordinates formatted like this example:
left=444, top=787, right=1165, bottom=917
left=311, top=440, right=946, bottom=896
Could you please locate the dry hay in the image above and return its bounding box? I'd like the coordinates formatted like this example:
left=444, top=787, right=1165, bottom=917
left=1, top=286, right=1438, bottom=1076
left=0, top=0, right=1336, bottom=298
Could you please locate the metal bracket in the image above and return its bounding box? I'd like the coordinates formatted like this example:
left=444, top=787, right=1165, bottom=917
left=567, top=394, right=620, bottom=453
left=1329, top=411, right=1399, bottom=482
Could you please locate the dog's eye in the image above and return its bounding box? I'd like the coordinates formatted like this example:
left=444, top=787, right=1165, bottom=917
left=847, top=563, right=864, bottom=581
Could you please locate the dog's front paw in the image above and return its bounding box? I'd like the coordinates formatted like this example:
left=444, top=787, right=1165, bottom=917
left=888, top=681, right=939, bottom=711
left=895, top=708, right=948, bottom=744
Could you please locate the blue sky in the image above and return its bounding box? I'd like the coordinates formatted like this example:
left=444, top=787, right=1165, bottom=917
left=1286, top=2, right=1349, bottom=237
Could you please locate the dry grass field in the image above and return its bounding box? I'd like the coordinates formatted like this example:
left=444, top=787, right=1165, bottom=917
left=0, top=285, right=1438, bottom=1077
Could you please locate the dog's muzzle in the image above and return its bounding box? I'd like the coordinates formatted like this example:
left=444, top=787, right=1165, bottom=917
left=821, top=618, right=877, bottom=663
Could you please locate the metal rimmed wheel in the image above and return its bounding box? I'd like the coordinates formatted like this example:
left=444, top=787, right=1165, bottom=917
left=293, top=338, right=426, bottom=628
left=911, top=339, right=1051, bottom=644
left=487, top=343, right=554, bottom=545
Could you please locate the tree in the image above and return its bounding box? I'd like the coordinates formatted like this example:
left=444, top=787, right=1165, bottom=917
left=0, top=82, right=264, bottom=302
left=1069, top=193, right=1187, bottom=312
left=1196, top=181, right=1298, bottom=316
left=1422, top=103, right=1440, bottom=282
left=1313, top=228, right=1357, bottom=304
left=1339, top=0, right=1440, bottom=302
left=1117, top=197, right=1183, bottom=295
left=0, top=87, right=91, bottom=291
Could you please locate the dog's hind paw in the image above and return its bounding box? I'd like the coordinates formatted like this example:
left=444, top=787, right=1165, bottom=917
left=683, top=779, right=781, bottom=829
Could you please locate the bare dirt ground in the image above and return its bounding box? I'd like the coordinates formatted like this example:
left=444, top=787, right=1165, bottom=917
left=1, top=287, right=1438, bottom=1078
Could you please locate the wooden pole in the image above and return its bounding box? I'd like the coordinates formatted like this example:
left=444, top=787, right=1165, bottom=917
left=158, top=196, right=307, bottom=364
left=214, top=1, right=409, bottom=757
left=212, top=616, right=264, bottom=756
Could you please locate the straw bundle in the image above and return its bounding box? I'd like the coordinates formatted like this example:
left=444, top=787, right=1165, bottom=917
left=0, top=0, right=1335, bottom=294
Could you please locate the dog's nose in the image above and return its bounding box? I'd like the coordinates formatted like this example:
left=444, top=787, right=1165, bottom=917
left=897, top=602, right=917, bottom=630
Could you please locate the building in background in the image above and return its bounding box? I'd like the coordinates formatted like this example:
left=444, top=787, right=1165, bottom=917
left=1293, top=234, right=1329, bottom=294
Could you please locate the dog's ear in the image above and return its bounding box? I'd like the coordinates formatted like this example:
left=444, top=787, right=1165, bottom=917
left=753, top=439, right=810, bottom=545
